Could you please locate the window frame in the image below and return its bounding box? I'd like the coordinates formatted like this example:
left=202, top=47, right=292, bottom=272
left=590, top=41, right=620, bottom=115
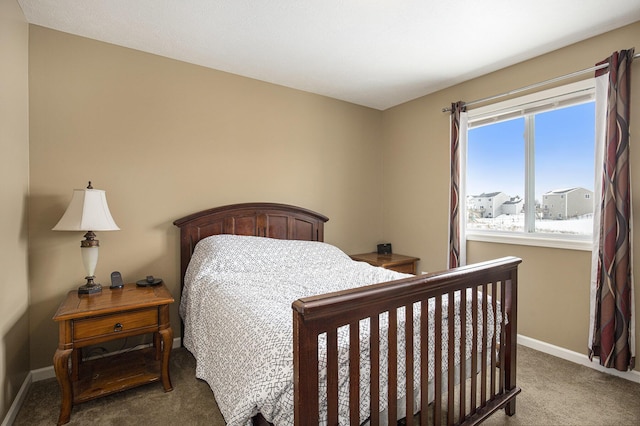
left=464, top=79, right=595, bottom=252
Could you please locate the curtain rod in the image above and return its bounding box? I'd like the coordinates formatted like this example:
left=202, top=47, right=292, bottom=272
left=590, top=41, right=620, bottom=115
left=442, top=52, right=640, bottom=112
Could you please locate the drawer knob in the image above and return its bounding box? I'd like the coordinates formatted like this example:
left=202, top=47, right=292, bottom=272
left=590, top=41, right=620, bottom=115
left=113, top=323, right=123, bottom=332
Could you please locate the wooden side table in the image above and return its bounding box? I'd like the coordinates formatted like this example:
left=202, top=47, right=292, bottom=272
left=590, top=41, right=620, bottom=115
left=52, top=283, right=174, bottom=425
left=350, top=252, right=420, bottom=274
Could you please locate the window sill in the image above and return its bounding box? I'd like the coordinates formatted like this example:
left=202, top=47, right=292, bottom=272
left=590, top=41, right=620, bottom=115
left=466, top=231, right=592, bottom=251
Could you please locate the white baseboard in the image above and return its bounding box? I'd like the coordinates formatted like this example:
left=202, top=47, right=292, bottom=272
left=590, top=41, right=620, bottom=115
left=517, top=334, right=640, bottom=383
left=1, top=337, right=182, bottom=426
left=30, top=364, right=56, bottom=382
left=1, top=371, right=31, bottom=426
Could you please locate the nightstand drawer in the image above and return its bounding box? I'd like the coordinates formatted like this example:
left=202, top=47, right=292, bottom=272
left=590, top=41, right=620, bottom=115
left=73, top=308, right=158, bottom=341
left=350, top=252, right=420, bottom=275
left=388, top=263, right=416, bottom=274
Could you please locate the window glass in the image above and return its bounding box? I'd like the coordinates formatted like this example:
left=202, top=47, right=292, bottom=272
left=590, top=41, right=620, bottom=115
left=535, top=103, right=595, bottom=235
left=467, top=118, right=524, bottom=232
left=465, top=80, right=595, bottom=242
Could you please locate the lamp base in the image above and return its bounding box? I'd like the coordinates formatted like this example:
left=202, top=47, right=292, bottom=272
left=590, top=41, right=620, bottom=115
left=78, top=283, right=102, bottom=294
left=78, top=276, right=102, bottom=295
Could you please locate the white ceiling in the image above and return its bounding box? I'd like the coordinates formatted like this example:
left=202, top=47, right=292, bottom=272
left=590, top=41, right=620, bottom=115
left=17, top=0, right=640, bottom=110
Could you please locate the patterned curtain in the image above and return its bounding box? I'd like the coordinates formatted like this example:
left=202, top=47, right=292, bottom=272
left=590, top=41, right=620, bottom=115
left=448, top=101, right=467, bottom=269
left=589, top=49, right=635, bottom=371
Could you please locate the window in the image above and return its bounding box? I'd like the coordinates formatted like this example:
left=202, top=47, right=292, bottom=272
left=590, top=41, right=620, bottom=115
left=464, top=80, right=595, bottom=250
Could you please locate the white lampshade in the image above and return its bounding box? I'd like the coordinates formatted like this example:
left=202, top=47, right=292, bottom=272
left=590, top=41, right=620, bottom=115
left=53, top=182, right=119, bottom=294
left=53, top=187, right=119, bottom=231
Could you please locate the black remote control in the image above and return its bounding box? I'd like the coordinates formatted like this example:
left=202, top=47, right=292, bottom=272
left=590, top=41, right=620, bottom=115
left=110, top=271, right=124, bottom=289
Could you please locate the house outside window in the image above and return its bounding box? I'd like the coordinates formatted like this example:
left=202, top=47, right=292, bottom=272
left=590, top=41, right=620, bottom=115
left=542, top=187, right=593, bottom=220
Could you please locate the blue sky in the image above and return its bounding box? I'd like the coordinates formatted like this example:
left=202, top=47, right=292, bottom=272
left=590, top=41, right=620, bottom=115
left=467, top=102, right=595, bottom=203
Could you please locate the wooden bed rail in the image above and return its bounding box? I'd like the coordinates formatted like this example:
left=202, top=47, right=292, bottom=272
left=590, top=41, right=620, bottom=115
left=292, top=256, right=522, bottom=426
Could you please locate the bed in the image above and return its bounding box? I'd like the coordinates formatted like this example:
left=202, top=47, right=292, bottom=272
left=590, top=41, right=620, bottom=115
left=174, top=202, right=521, bottom=425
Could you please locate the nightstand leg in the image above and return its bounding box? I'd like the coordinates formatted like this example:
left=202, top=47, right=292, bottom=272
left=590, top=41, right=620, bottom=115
left=159, top=327, right=173, bottom=391
left=154, top=331, right=161, bottom=360
left=53, top=348, right=73, bottom=425
left=71, top=348, right=81, bottom=381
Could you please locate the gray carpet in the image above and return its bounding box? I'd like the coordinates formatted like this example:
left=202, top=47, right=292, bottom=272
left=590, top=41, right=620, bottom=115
left=12, top=345, right=640, bottom=425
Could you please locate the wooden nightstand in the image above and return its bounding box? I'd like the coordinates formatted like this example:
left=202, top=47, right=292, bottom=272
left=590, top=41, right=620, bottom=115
left=52, top=283, right=174, bottom=425
left=350, top=252, right=420, bottom=274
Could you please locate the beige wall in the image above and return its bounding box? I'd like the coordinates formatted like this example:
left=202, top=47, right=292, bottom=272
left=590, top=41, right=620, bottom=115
left=382, top=22, right=640, bottom=368
left=27, top=26, right=385, bottom=369
left=0, top=0, right=30, bottom=419
left=20, top=14, right=640, bottom=381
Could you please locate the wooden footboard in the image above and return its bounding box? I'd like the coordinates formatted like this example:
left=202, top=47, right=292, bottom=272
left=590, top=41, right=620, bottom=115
left=292, top=256, right=522, bottom=426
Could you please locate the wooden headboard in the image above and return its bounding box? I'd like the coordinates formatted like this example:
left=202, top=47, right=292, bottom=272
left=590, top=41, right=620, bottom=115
left=173, top=202, right=329, bottom=291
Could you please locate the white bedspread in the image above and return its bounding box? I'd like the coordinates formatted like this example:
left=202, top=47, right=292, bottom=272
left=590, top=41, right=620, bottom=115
left=180, top=235, right=499, bottom=425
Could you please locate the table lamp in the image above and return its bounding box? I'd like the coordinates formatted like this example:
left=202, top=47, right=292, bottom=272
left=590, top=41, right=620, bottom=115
left=53, top=182, right=120, bottom=294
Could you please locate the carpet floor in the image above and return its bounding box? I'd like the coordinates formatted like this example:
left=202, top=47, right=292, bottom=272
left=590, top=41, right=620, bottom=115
left=12, top=345, right=640, bottom=425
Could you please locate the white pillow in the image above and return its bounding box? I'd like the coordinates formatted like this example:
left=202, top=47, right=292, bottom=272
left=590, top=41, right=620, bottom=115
left=192, top=234, right=353, bottom=273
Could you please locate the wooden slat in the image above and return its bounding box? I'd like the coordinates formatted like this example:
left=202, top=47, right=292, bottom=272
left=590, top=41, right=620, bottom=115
left=420, top=299, right=429, bottom=426
left=405, top=304, right=414, bottom=426
left=388, top=309, right=398, bottom=424
left=459, top=289, right=467, bottom=422
left=447, top=291, right=455, bottom=425
left=349, top=322, right=360, bottom=424
left=327, top=329, right=338, bottom=424
left=434, top=296, right=442, bottom=424
left=481, top=282, right=488, bottom=406
left=504, top=268, right=519, bottom=416
left=370, top=315, right=380, bottom=425
left=470, top=287, right=478, bottom=415
left=490, top=281, right=497, bottom=399
left=499, top=281, right=506, bottom=395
